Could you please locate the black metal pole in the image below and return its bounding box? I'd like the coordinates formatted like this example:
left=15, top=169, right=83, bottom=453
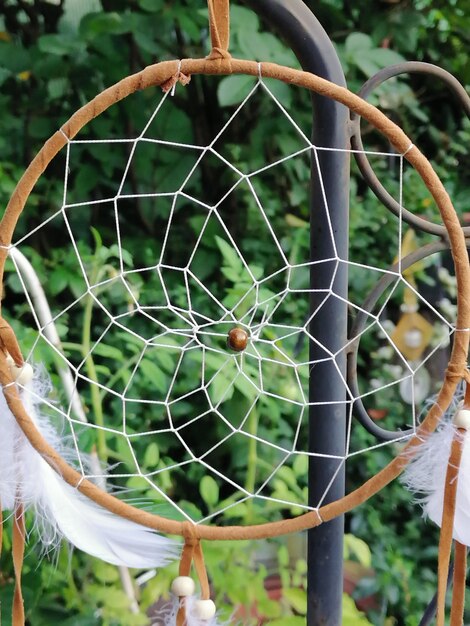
left=307, top=88, right=350, bottom=626
left=243, top=2, right=350, bottom=624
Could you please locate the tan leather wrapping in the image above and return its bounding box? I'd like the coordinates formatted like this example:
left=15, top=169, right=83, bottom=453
left=176, top=526, right=211, bottom=626
left=207, top=0, right=230, bottom=57
left=12, top=504, right=25, bottom=626
left=0, top=55, right=468, bottom=541
left=450, top=541, right=467, bottom=626
left=436, top=432, right=464, bottom=626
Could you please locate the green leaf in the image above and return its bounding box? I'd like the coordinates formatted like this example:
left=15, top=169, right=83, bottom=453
left=233, top=375, right=257, bottom=400
left=0, top=42, right=30, bottom=73
left=79, top=12, right=128, bottom=38
left=269, top=618, right=306, bottom=626
left=249, top=264, right=264, bottom=280
left=200, top=475, right=219, bottom=507
left=115, top=437, right=137, bottom=469
left=154, top=349, right=176, bottom=372
left=283, top=588, right=307, bottom=615
left=372, top=48, right=406, bottom=67
left=293, top=454, right=308, bottom=477
left=90, top=343, right=123, bottom=361
left=61, top=616, right=97, bottom=626
left=344, top=534, right=372, bottom=567
left=138, top=0, right=165, bottom=11
left=345, top=32, right=372, bottom=54
left=218, top=75, right=256, bottom=107
left=215, top=236, right=243, bottom=271
left=286, top=213, right=309, bottom=229
left=93, top=561, right=120, bottom=584
left=144, top=442, right=160, bottom=467
left=49, top=269, right=69, bottom=295
left=276, top=466, right=300, bottom=493
left=342, top=594, right=373, bottom=625
left=38, top=34, right=85, bottom=56
left=0, top=67, right=11, bottom=85
left=353, top=52, right=380, bottom=77
left=134, top=31, right=160, bottom=55
left=140, top=358, right=167, bottom=393
left=176, top=14, right=204, bottom=40
left=126, top=476, right=150, bottom=491
left=230, top=5, right=259, bottom=34
left=47, top=77, right=69, bottom=100
left=189, top=249, right=218, bottom=281
left=221, top=266, right=241, bottom=283
left=209, top=371, right=234, bottom=404
left=74, top=164, right=100, bottom=197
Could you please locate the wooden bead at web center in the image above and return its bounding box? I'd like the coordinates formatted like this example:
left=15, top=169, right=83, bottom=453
left=227, top=327, right=249, bottom=352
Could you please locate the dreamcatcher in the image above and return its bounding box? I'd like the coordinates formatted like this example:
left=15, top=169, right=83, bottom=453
left=0, top=1, right=469, bottom=625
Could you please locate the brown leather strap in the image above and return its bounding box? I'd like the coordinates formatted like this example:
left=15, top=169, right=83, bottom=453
left=207, top=0, right=230, bottom=58
left=178, top=543, right=194, bottom=576
left=176, top=538, right=195, bottom=626
left=0, top=317, right=23, bottom=367
left=176, top=527, right=211, bottom=625
left=436, top=432, right=464, bottom=626
left=12, top=503, right=25, bottom=626
left=464, top=380, right=470, bottom=408
left=450, top=541, right=467, bottom=626
left=193, top=542, right=210, bottom=600
left=448, top=378, right=470, bottom=626
left=176, top=600, right=187, bottom=626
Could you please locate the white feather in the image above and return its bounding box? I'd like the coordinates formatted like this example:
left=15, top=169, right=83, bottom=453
left=0, top=370, right=180, bottom=568
left=0, top=388, right=20, bottom=511
left=401, top=419, right=470, bottom=546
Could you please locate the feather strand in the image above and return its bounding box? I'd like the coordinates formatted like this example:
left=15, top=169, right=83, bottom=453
left=0, top=368, right=180, bottom=568
left=402, top=419, right=470, bottom=546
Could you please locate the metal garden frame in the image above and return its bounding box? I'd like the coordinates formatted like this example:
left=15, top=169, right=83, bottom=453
left=244, top=1, right=470, bottom=624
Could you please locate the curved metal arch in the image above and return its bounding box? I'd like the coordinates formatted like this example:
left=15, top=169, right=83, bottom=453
left=347, top=238, right=467, bottom=441
left=351, top=62, right=470, bottom=238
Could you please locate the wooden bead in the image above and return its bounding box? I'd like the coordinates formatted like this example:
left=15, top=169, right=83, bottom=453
left=227, top=327, right=249, bottom=352
left=9, top=361, right=34, bottom=385
left=170, top=576, right=195, bottom=597
left=192, top=599, right=216, bottom=620
left=454, top=408, right=470, bottom=430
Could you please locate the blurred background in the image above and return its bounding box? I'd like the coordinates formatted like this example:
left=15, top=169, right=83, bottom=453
left=0, top=0, right=468, bottom=624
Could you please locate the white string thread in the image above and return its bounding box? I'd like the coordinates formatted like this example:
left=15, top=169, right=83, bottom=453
left=7, top=75, right=457, bottom=524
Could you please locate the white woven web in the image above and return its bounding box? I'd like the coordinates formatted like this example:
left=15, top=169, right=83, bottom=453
left=7, top=73, right=457, bottom=524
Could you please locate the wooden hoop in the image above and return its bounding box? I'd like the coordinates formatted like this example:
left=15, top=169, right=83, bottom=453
left=0, top=56, right=469, bottom=541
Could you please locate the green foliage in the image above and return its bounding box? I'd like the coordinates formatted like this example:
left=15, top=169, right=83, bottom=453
left=0, top=0, right=468, bottom=624
left=343, top=595, right=373, bottom=626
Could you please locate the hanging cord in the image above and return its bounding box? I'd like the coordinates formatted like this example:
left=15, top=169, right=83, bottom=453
left=449, top=541, right=467, bottom=625
left=419, top=549, right=468, bottom=626
left=12, top=502, right=25, bottom=626
left=206, top=0, right=231, bottom=60
left=435, top=432, right=463, bottom=626
left=435, top=382, right=470, bottom=626
left=176, top=524, right=211, bottom=626
left=448, top=384, right=470, bottom=626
